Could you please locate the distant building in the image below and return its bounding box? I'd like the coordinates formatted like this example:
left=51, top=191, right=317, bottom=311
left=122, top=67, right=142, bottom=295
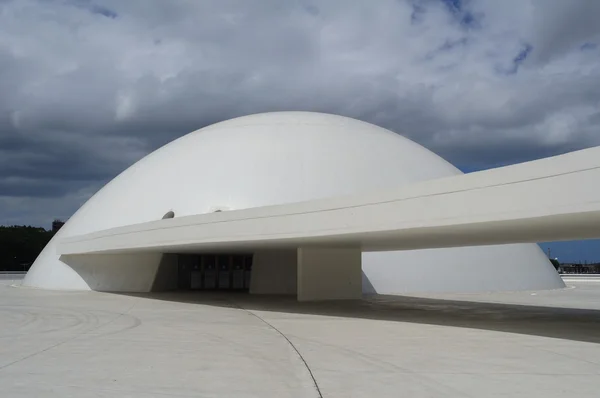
left=51, top=219, right=65, bottom=233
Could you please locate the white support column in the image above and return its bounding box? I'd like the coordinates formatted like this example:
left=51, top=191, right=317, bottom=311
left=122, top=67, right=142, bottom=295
left=297, top=246, right=362, bottom=301
left=250, top=250, right=297, bottom=295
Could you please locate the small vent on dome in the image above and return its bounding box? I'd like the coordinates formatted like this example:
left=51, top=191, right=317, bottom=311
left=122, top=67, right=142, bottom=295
left=162, top=211, right=175, bottom=219
left=209, top=206, right=230, bottom=213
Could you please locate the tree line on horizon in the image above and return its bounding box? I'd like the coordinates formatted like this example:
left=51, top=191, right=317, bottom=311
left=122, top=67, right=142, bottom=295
left=0, top=225, right=57, bottom=271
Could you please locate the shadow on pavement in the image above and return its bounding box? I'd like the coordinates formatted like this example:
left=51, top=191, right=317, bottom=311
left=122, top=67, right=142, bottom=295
left=117, top=290, right=600, bottom=344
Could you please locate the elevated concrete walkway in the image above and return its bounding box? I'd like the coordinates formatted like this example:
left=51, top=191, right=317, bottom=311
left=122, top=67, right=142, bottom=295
left=58, top=146, right=600, bottom=255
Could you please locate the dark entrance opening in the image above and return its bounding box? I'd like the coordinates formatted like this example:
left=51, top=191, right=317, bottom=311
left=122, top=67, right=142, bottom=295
left=177, top=253, right=253, bottom=291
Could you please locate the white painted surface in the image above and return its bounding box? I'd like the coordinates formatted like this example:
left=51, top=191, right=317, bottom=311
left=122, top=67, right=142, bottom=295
left=250, top=250, right=297, bottom=295
left=297, top=247, right=362, bottom=301
left=24, top=111, right=562, bottom=293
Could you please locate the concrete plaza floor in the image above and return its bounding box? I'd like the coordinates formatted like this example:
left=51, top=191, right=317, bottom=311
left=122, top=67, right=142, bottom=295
left=1, top=279, right=600, bottom=398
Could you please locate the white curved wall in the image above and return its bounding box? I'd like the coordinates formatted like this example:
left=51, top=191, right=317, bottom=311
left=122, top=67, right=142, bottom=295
left=24, top=111, right=563, bottom=293
left=363, top=244, right=563, bottom=294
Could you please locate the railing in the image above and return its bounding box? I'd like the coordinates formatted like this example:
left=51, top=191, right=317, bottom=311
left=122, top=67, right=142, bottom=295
left=560, top=274, right=600, bottom=282
left=0, top=271, right=26, bottom=280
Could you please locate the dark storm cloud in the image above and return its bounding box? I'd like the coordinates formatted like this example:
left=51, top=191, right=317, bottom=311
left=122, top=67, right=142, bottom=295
left=0, top=134, right=116, bottom=181
left=1, top=0, right=600, bottom=225
left=0, top=178, right=83, bottom=198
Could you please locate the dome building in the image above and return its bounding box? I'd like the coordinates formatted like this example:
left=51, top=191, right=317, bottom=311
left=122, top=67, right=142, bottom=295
left=23, top=112, right=564, bottom=296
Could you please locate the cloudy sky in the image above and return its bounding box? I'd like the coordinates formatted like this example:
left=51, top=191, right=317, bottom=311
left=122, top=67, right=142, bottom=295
left=1, top=0, right=599, bottom=260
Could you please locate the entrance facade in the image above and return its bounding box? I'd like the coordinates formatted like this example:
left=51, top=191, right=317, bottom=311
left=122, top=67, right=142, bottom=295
left=177, top=254, right=253, bottom=291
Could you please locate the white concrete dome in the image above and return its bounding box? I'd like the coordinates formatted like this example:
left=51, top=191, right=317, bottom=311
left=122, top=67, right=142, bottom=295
left=24, top=111, right=564, bottom=293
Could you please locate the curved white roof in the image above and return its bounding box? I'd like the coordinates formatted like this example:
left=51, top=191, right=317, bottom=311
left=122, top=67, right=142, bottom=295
left=24, top=111, right=563, bottom=292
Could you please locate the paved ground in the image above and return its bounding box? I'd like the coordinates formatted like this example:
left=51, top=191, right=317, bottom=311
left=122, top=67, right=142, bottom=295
left=1, top=280, right=600, bottom=397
